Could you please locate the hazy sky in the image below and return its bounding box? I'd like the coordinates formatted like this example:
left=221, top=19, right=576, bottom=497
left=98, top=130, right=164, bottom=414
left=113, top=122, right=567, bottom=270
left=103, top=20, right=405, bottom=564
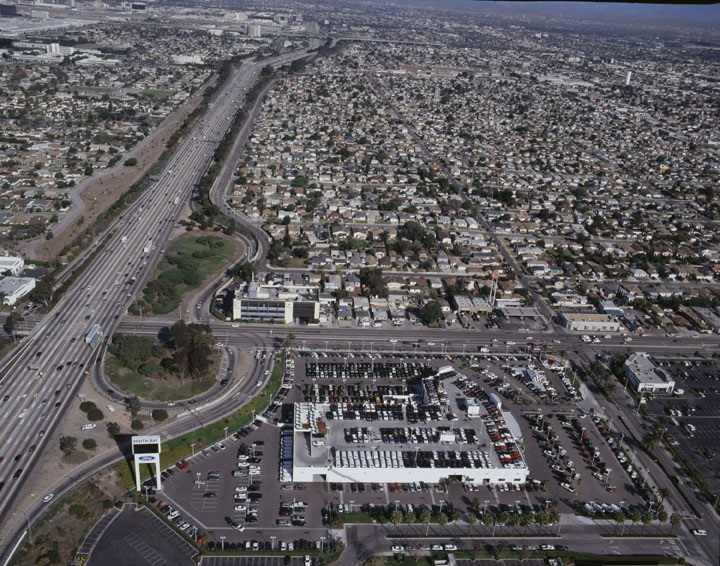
left=388, top=0, right=720, bottom=26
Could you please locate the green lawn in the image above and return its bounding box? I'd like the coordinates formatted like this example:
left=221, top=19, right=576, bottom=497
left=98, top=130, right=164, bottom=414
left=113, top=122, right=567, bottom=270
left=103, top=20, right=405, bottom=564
left=106, top=352, right=218, bottom=402
left=139, top=235, right=237, bottom=314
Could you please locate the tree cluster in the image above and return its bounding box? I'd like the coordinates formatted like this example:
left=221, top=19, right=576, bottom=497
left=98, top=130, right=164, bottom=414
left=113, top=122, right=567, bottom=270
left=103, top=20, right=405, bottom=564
left=109, top=320, right=216, bottom=383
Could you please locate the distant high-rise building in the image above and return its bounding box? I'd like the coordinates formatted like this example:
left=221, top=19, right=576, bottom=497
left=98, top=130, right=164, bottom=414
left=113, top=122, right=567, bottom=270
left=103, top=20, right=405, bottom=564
left=625, top=71, right=632, bottom=86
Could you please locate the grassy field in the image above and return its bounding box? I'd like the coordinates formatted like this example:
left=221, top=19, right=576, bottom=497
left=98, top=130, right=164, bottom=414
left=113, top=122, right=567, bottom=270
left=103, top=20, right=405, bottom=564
left=140, top=235, right=236, bottom=315
left=106, top=356, right=217, bottom=401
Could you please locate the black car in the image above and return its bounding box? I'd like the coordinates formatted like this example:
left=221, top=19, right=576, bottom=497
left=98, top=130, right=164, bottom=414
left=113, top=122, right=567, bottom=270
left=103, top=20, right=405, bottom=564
left=13, top=454, right=21, bottom=463
left=2, top=395, right=9, bottom=402
left=12, top=469, right=23, bottom=480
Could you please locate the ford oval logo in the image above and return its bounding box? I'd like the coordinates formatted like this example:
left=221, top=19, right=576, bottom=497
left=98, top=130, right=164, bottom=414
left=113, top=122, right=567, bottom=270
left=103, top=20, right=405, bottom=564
left=137, top=455, right=156, bottom=462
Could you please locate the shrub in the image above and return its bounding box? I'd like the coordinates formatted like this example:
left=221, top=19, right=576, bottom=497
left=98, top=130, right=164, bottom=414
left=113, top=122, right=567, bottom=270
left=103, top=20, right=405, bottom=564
left=82, top=438, right=97, bottom=450
left=68, top=504, right=88, bottom=519
left=79, top=401, right=97, bottom=413
left=86, top=407, right=104, bottom=421
left=131, top=419, right=144, bottom=430
left=152, top=409, right=169, bottom=422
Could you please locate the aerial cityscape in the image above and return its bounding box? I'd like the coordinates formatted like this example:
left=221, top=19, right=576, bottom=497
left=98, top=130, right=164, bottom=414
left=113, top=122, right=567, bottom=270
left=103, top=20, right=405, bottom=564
left=0, top=0, right=718, bottom=565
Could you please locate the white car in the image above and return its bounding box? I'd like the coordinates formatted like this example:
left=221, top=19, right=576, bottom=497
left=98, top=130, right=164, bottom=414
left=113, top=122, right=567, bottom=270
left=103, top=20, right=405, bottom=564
left=234, top=504, right=246, bottom=512
left=691, top=529, right=706, bottom=536
left=42, top=493, right=54, bottom=503
left=81, top=423, right=96, bottom=431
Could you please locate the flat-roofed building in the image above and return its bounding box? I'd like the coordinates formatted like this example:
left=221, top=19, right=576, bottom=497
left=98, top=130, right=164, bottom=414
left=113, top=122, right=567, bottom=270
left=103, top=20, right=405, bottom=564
left=623, top=352, right=675, bottom=394
left=561, top=312, right=622, bottom=332
left=290, top=364, right=529, bottom=486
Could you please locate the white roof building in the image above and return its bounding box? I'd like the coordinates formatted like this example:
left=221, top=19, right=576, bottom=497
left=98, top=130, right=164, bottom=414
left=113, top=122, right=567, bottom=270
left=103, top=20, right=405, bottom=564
left=0, top=256, right=24, bottom=276
left=623, top=352, right=675, bottom=394
left=0, top=277, right=35, bottom=306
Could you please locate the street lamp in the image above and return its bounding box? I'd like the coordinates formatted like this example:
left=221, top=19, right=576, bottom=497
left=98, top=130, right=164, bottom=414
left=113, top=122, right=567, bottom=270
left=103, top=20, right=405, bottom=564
left=220, top=536, right=225, bottom=551
left=320, top=536, right=326, bottom=554
left=190, top=443, right=195, bottom=458
left=271, top=536, right=276, bottom=550
left=13, top=509, right=32, bottom=544
left=224, top=426, right=229, bottom=441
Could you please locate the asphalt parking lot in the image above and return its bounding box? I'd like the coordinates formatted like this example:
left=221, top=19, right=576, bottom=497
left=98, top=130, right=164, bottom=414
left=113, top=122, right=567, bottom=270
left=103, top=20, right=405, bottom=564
left=153, top=351, right=650, bottom=551
left=88, top=505, right=196, bottom=566
left=647, top=357, right=720, bottom=497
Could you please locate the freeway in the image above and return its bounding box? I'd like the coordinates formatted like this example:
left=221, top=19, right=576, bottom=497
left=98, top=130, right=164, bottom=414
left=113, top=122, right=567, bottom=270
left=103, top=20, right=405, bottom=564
left=0, top=44, right=323, bottom=556
left=0, top=61, right=263, bottom=537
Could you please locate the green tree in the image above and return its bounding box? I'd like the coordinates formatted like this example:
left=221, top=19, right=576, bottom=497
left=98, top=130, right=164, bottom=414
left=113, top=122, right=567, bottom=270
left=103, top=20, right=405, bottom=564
left=128, top=396, right=141, bottom=417
left=421, top=300, right=443, bottom=325
left=131, top=419, right=144, bottom=430
left=359, top=267, right=388, bottom=298
left=86, top=407, right=104, bottom=421
left=82, top=438, right=97, bottom=450
left=151, top=409, right=168, bottom=422
left=106, top=422, right=120, bottom=437
left=669, top=513, right=682, bottom=533
left=390, top=509, right=404, bottom=525
left=59, top=435, right=77, bottom=456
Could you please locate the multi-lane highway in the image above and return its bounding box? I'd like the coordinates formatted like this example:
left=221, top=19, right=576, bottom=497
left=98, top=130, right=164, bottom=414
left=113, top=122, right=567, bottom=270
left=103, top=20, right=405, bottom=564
left=0, top=60, right=266, bottom=530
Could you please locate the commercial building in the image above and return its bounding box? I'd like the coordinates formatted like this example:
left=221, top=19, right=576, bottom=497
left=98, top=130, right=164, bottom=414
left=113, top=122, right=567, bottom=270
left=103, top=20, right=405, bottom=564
left=290, top=365, right=529, bottom=486
left=623, top=352, right=675, bottom=394
left=560, top=312, right=622, bottom=332
left=0, top=277, right=35, bottom=305
left=232, top=282, right=319, bottom=324
left=0, top=255, right=24, bottom=276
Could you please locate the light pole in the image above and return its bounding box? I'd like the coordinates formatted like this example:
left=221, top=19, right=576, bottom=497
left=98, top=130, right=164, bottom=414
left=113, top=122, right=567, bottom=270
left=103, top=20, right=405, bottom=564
left=220, top=536, right=225, bottom=551
left=190, top=443, right=195, bottom=458
left=320, top=536, right=326, bottom=554
left=224, top=426, right=229, bottom=441
left=271, top=536, right=276, bottom=550
left=13, top=510, right=32, bottom=544
left=324, top=340, right=328, bottom=353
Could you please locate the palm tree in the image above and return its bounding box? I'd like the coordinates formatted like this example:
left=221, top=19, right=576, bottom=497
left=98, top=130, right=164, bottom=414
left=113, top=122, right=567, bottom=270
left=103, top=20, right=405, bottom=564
left=419, top=508, right=431, bottom=536
left=658, top=487, right=671, bottom=507
left=669, top=513, right=682, bottom=534
left=390, top=509, right=404, bottom=526
left=466, top=512, right=478, bottom=533
left=656, top=509, right=668, bottom=533
left=629, top=508, right=642, bottom=535
left=284, top=332, right=296, bottom=351
left=640, top=511, right=653, bottom=534
left=613, top=511, right=626, bottom=536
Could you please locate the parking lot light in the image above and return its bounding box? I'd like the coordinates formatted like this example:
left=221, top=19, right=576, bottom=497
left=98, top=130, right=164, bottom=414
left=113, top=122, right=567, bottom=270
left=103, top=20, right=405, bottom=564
left=271, top=536, right=276, bottom=550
